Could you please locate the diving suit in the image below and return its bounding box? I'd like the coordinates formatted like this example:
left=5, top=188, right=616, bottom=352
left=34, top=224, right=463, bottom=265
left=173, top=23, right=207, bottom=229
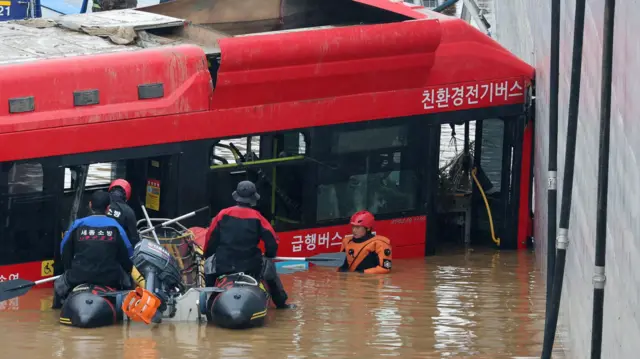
left=338, top=210, right=392, bottom=274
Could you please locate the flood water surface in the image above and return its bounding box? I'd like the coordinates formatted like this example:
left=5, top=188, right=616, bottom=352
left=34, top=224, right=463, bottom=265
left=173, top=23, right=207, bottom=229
left=0, top=249, right=559, bottom=358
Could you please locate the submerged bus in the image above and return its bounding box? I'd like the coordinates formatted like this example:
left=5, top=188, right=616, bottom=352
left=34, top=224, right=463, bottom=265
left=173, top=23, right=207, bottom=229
left=0, top=0, right=534, bottom=287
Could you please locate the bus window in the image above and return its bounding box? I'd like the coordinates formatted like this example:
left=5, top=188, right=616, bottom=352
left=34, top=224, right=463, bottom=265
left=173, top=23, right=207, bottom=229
left=478, top=119, right=504, bottom=193
left=317, top=169, right=418, bottom=221
left=331, top=125, right=408, bottom=154
left=316, top=124, right=418, bottom=221
left=64, top=162, right=126, bottom=190
left=211, top=136, right=262, bottom=166
left=278, top=132, right=307, bottom=156
left=0, top=161, right=57, bottom=266
left=6, top=162, right=44, bottom=194
left=208, top=131, right=309, bottom=231
left=316, top=150, right=418, bottom=221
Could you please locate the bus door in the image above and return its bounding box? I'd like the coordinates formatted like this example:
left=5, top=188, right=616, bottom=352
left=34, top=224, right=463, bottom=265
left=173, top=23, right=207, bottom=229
left=54, top=154, right=179, bottom=267
left=127, top=155, right=180, bottom=221
left=471, top=115, right=529, bottom=249
left=257, top=132, right=310, bottom=231
left=208, top=131, right=310, bottom=231
left=56, top=162, right=124, bottom=275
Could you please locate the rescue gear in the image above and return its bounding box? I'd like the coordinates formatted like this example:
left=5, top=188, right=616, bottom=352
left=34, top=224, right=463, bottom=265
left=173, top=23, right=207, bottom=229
left=350, top=210, right=375, bottom=229
left=59, top=284, right=124, bottom=328
left=338, top=233, right=392, bottom=274
left=108, top=179, right=132, bottom=200
left=121, top=287, right=162, bottom=324
left=203, top=203, right=278, bottom=275
left=232, top=180, right=261, bottom=207
left=60, top=191, right=134, bottom=296
left=206, top=273, right=270, bottom=329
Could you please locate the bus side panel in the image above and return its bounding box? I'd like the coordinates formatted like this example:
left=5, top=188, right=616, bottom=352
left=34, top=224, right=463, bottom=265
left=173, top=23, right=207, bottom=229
left=276, top=216, right=427, bottom=259
left=0, top=213, right=427, bottom=287
left=0, top=261, right=54, bottom=288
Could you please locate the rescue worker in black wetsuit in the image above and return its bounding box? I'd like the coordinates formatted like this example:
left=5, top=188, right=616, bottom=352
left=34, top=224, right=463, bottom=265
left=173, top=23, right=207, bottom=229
left=338, top=210, right=392, bottom=274
left=203, top=181, right=295, bottom=309
left=107, top=179, right=140, bottom=247
left=54, top=191, right=135, bottom=301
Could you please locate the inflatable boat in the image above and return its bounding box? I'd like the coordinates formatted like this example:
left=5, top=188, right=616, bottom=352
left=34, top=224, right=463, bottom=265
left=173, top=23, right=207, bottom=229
left=58, top=237, right=270, bottom=329
left=205, top=273, right=270, bottom=329
left=59, top=284, right=125, bottom=328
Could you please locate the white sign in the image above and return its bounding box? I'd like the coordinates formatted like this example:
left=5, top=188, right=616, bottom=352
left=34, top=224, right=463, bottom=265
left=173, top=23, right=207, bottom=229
left=0, top=273, right=20, bottom=282
left=292, top=231, right=343, bottom=252
left=422, top=79, right=525, bottom=110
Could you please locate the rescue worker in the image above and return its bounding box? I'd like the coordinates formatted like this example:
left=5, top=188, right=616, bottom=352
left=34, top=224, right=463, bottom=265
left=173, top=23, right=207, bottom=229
left=338, top=210, right=392, bottom=274
left=203, top=180, right=295, bottom=309
left=107, top=179, right=140, bottom=246
left=54, top=191, right=134, bottom=301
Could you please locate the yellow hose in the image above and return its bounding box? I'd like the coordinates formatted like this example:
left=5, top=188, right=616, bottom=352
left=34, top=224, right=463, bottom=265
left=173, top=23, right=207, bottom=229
left=471, top=167, right=501, bottom=246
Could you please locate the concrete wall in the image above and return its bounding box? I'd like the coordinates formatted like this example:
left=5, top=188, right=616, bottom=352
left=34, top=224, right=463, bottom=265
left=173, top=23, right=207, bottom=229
left=493, top=0, right=640, bottom=358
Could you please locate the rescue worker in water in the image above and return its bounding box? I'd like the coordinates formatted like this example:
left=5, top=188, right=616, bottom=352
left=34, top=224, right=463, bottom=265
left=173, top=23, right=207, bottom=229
left=203, top=180, right=295, bottom=309
left=54, top=191, right=135, bottom=301
left=107, top=179, right=140, bottom=247
left=338, top=210, right=392, bottom=274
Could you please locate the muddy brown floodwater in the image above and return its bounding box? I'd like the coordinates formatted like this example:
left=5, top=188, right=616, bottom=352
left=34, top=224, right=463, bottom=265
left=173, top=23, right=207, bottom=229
left=0, top=249, right=563, bottom=358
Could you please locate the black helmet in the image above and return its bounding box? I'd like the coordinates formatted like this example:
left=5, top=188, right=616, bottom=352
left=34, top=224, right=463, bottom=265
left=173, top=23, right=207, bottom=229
left=232, top=180, right=260, bottom=206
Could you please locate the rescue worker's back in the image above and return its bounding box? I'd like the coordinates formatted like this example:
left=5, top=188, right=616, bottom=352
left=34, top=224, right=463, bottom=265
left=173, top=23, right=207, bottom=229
left=204, top=205, right=278, bottom=275
left=203, top=180, right=294, bottom=309
left=59, top=191, right=133, bottom=290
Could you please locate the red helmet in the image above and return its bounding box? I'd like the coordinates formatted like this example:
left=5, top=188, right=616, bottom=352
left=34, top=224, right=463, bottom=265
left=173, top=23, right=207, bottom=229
left=109, top=179, right=131, bottom=200
left=350, top=210, right=375, bottom=229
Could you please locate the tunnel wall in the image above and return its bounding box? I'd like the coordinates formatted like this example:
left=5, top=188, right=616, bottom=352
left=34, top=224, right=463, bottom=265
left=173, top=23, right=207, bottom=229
left=493, top=0, right=640, bottom=357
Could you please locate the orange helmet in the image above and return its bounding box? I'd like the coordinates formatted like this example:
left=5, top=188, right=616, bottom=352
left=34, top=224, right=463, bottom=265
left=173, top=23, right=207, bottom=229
left=350, top=210, right=375, bottom=229
left=109, top=179, right=131, bottom=201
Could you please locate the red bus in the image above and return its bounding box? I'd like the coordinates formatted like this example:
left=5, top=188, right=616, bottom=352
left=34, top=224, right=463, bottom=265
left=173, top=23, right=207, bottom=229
left=0, top=1, right=534, bottom=285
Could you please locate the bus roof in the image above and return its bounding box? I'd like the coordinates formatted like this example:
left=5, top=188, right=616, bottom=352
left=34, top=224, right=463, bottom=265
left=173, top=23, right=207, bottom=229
left=0, top=10, right=225, bottom=65
left=0, top=1, right=535, bottom=162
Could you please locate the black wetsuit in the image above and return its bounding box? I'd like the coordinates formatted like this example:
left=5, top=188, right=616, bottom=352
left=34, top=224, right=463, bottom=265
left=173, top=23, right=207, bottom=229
left=107, top=194, right=140, bottom=247
left=56, top=214, right=134, bottom=298
left=203, top=204, right=290, bottom=308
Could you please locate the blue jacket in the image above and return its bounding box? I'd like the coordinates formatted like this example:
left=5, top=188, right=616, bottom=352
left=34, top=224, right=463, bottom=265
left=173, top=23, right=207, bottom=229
left=60, top=215, right=133, bottom=287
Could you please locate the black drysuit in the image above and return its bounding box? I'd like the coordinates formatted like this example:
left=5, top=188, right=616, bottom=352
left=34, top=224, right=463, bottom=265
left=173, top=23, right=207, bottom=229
left=203, top=204, right=289, bottom=307
left=107, top=195, right=140, bottom=246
